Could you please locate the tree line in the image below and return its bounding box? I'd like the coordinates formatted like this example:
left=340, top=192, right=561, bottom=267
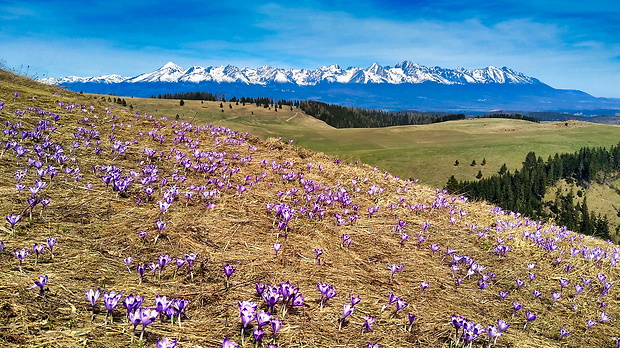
left=445, top=144, right=620, bottom=240
left=298, top=100, right=466, bottom=128
left=154, top=92, right=298, bottom=109
left=476, top=113, right=540, bottom=123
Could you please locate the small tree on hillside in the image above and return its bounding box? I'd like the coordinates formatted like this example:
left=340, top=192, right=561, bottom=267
left=498, top=163, right=508, bottom=175
left=476, top=170, right=483, bottom=179
left=470, top=160, right=477, bottom=166
left=179, top=99, right=185, bottom=106
left=454, top=160, right=460, bottom=166
left=445, top=175, right=460, bottom=193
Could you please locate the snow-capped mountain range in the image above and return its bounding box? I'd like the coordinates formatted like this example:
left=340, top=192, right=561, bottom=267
left=40, top=61, right=620, bottom=113
left=40, top=61, right=539, bottom=86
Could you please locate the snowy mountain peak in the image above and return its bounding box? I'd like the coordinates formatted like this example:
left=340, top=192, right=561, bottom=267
left=160, top=62, right=184, bottom=72
left=41, top=61, right=540, bottom=86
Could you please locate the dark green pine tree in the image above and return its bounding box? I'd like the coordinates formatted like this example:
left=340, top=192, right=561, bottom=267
left=445, top=175, right=460, bottom=193
left=498, top=163, right=508, bottom=175
left=579, top=197, right=594, bottom=236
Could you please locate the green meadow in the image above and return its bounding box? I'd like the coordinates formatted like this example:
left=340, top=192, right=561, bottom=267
left=127, top=98, right=620, bottom=188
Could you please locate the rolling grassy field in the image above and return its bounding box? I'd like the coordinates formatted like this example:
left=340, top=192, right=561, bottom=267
left=127, top=98, right=620, bottom=188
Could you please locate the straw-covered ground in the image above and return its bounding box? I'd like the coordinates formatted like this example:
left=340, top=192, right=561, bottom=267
left=1, top=69, right=619, bottom=348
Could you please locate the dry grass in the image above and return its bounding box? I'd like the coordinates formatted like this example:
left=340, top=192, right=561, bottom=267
left=1, top=70, right=620, bottom=348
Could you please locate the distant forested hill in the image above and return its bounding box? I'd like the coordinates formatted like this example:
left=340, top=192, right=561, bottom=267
left=446, top=145, right=620, bottom=240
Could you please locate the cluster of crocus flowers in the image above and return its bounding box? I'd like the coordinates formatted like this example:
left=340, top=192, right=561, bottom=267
left=255, top=281, right=305, bottom=315
left=237, top=300, right=282, bottom=345
left=86, top=288, right=190, bottom=340
left=450, top=315, right=492, bottom=347
left=126, top=252, right=198, bottom=283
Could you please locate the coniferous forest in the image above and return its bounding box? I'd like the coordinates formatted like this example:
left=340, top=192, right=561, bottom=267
left=445, top=144, right=620, bottom=240
left=299, top=100, right=466, bottom=128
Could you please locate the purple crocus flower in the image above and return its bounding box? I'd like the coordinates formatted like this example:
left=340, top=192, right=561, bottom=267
left=532, top=289, right=542, bottom=299
left=123, top=257, right=134, bottom=272
left=238, top=300, right=258, bottom=344
left=341, top=233, right=352, bottom=248
left=6, top=213, right=22, bottom=231
left=497, top=319, right=509, bottom=332
left=524, top=311, right=537, bottom=329
left=558, top=278, right=570, bottom=290
left=487, top=325, right=501, bottom=346
left=256, top=310, right=271, bottom=328
left=407, top=313, right=416, bottom=332
left=139, top=307, right=159, bottom=341
left=339, top=303, right=355, bottom=330
left=137, top=264, right=146, bottom=284
left=393, top=297, right=408, bottom=317
left=184, top=253, right=197, bottom=279
left=512, top=302, right=523, bottom=314
left=361, top=315, right=376, bottom=333
left=86, top=288, right=100, bottom=318
left=222, top=337, right=240, bottom=348
left=29, top=275, right=48, bottom=296
left=551, top=292, right=561, bottom=302
left=559, top=327, right=571, bottom=339
left=223, top=264, right=235, bottom=288
left=350, top=293, right=361, bottom=306
left=253, top=328, right=264, bottom=343
left=128, top=308, right=142, bottom=336
left=13, top=248, right=29, bottom=272
left=156, top=338, right=178, bottom=348
left=314, top=248, right=323, bottom=264
left=123, top=294, right=144, bottom=316
left=271, top=318, right=283, bottom=340
left=154, top=295, right=171, bottom=318
left=103, top=290, right=123, bottom=324
left=420, top=281, right=429, bottom=291
left=137, top=230, right=148, bottom=242
left=387, top=264, right=403, bottom=282
left=515, top=278, right=525, bottom=289
left=498, top=291, right=509, bottom=300
left=430, top=244, right=440, bottom=256
left=32, top=243, right=45, bottom=265
left=574, top=284, right=584, bottom=296
left=600, top=311, right=611, bottom=323
left=46, top=237, right=56, bottom=258
left=273, top=242, right=282, bottom=256
left=158, top=254, right=172, bottom=274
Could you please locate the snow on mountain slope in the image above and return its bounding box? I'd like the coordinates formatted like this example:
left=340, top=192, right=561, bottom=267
left=40, top=61, right=540, bottom=86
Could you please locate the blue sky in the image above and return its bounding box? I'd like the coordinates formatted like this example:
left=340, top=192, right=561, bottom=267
left=1, top=0, right=619, bottom=97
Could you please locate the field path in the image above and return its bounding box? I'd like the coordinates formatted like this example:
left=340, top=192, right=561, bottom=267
left=286, top=112, right=299, bottom=122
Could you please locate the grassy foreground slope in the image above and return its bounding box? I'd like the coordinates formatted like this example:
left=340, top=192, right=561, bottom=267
left=1, top=71, right=620, bottom=348
left=128, top=98, right=620, bottom=188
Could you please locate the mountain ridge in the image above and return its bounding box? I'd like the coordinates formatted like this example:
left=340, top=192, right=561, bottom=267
left=40, top=61, right=539, bottom=86
left=38, top=61, right=620, bottom=112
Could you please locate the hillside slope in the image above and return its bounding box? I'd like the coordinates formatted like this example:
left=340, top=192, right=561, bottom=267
left=1, top=70, right=620, bottom=348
